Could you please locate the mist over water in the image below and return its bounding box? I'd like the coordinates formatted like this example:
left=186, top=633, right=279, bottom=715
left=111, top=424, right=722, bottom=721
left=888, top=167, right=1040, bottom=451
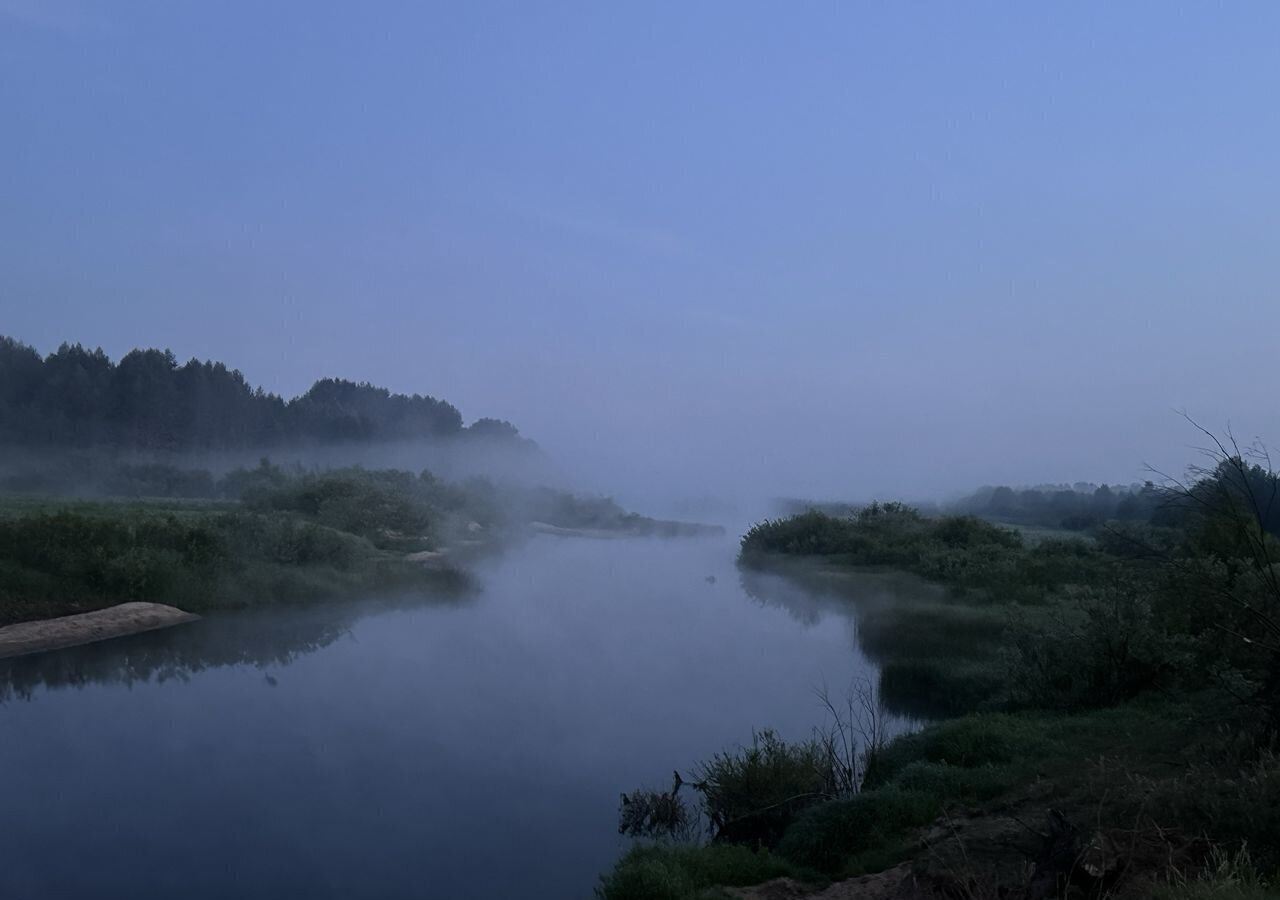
left=6, top=5, right=1280, bottom=898
left=0, top=534, right=926, bottom=900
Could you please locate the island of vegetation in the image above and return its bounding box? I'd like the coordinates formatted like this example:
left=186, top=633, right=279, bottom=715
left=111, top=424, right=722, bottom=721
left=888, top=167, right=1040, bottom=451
left=0, top=335, right=721, bottom=650
left=602, top=430, right=1280, bottom=900
left=0, top=459, right=720, bottom=633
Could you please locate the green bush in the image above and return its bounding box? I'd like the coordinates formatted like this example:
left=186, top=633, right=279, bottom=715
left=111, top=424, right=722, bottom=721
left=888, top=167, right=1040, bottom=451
left=695, top=729, right=838, bottom=846
left=244, top=469, right=433, bottom=549
left=1005, top=584, right=1191, bottom=711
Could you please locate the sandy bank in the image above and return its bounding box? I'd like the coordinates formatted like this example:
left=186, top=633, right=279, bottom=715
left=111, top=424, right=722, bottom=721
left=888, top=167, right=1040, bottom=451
left=0, top=602, right=200, bottom=660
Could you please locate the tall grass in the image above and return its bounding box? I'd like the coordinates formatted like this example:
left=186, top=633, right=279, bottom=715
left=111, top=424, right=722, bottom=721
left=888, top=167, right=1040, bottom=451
left=0, top=506, right=459, bottom=623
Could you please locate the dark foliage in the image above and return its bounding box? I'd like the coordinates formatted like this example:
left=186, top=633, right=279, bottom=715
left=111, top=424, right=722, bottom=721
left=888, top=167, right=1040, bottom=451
left=0, top=335, right=530, bottom=451
left=0, top=507, right=451, bottom=624
left=952, top=481, right=1171, bottom=531
left=740, top=503, right=1108, bottom=602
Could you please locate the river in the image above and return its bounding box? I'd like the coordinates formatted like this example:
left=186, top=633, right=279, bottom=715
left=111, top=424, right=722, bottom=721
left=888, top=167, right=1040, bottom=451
left=0, top=533, right=923, bottom=899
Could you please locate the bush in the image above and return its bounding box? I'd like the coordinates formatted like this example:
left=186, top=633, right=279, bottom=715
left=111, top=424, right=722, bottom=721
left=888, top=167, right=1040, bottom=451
left=244, top=469, right=432, bottom=549
left=1005, top=584, right=1190, bottom=711
left=696, top=729, right=839, bottom=847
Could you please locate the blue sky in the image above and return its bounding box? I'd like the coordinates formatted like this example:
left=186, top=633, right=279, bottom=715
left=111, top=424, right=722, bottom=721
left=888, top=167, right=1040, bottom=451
left=3, top=2, right=1279, bottom=500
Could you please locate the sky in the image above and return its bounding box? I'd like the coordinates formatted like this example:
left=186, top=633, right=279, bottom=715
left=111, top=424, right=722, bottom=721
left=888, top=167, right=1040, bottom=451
left=3, top=2, right=1279, bottom=502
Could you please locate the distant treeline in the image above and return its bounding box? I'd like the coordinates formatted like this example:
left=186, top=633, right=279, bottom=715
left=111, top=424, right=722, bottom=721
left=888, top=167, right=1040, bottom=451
left=0, top=335, right=530, bottom=452
left=951, top=481, right=1166, bottom=530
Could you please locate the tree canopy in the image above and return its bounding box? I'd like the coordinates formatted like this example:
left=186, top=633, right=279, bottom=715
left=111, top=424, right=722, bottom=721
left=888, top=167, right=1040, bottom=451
left=0, top=335, right=523, bottom=452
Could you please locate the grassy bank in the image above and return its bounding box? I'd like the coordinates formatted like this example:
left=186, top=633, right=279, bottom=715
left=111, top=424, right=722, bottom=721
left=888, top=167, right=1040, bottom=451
left=0, top=460, right=718, bottom=625
left=0, top=463, right=492, bottom=623
left=602, top=451, right=1280, bottom=899
left=0, top=499, right=467, bottom=625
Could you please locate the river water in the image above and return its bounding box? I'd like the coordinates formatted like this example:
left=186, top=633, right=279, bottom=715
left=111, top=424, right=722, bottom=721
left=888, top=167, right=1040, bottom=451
left=0, top=534, right=919, bottom=899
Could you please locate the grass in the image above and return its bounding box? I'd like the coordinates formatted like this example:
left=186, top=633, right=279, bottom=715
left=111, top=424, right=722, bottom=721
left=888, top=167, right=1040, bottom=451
left=596, top=844, right=819, bottom=900
left=0, top=500, right=465, bottom=624
left=694, top=729, right=840, bottom=845
left=1153, top=847, right=1280, bottom=900
left=740, top=505, right=1114, bottom=605
left=599, top=478, right=1280, bottom=897
left=777, top=786, right=941, bottom=874
left=769, top=699, right=1211, bottom=879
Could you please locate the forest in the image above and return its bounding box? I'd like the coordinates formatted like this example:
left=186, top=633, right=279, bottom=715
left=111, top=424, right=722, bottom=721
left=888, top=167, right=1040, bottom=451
left=0, top=335, right=530, bottom=452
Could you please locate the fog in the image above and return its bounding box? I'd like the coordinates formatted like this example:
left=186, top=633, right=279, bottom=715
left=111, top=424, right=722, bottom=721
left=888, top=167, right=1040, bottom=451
left=8, top=9, right=1280, bottom=898
left=4, top=4, right=1279, bottom=510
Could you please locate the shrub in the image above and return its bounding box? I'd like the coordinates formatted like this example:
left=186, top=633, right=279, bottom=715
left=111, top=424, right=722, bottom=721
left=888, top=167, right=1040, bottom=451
left=1005, top=584, right=1190, bottom=711
left=696, top=729, right=839, bottom=847
left=244, top=470, right=431, bottom=549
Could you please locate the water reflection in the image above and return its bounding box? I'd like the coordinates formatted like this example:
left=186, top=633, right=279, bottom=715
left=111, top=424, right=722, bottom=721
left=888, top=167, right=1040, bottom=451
left=0, top=591, right=473, bottom=703
left=738, top=564, right=952, bottom=720
left=0, top=536, right=885, bottom=900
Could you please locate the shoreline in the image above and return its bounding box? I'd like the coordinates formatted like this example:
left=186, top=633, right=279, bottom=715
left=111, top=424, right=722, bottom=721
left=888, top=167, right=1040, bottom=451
left=0, top=602, right=200, bottom=660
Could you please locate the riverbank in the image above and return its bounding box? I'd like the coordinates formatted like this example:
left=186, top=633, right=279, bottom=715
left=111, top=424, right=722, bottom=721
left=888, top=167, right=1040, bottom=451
left=0, top=530, right=873, bottom=900
left=0, top=498, right=471, bottom=627
left=601, top=470, right=1280, bottom=900
left=0, top=602, right=198, bottom=659
left=0, top=462, right=723, bottom=632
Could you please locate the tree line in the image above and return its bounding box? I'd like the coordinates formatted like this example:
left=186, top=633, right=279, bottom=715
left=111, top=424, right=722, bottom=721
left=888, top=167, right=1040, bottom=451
left=951, top=481, right=1167, bottom=530
left=0, top=335, right=528, bottom=452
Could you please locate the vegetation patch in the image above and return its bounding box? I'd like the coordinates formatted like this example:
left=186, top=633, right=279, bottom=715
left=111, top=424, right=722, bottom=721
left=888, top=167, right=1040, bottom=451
left=0, top=505, right=463, bottom=625
left=597, top=844, right=816, bottom=900
left=607, top=436, right=1280, bottom=897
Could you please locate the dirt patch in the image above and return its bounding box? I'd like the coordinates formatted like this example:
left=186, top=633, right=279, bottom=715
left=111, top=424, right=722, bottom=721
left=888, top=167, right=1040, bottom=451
left=0, top=602, right=199, bottom=659
left=725, top=865, right=914, bottom=900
